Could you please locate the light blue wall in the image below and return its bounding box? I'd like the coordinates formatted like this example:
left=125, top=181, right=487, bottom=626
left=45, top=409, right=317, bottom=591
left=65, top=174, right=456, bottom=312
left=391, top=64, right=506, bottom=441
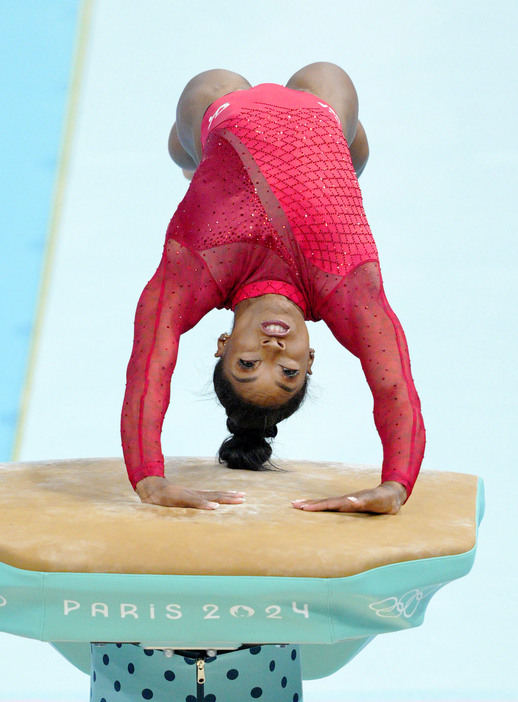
left=0, top=0, right=82, bottom=460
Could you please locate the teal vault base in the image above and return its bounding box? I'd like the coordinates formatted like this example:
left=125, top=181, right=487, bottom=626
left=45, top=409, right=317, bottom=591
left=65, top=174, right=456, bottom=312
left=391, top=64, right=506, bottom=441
left=0, top=475, right=482, bottom=681
left=0, top=471, right=484, bottom=690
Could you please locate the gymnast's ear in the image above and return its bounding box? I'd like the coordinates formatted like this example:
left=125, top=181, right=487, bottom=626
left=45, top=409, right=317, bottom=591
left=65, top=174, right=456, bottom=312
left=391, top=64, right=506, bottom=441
left=307, top=348, right=315, bottom=375
left=214, top=333, right=230, bottom=358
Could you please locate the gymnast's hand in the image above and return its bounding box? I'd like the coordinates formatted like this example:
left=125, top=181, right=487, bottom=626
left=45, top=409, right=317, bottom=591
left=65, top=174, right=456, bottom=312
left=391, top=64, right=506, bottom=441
left=136, top=476, right=245, bottom=510
left=291, top=481, right=407, bottom=515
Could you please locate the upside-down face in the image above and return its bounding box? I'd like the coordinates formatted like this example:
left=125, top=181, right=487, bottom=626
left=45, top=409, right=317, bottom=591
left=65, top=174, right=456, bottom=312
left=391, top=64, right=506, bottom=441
left=215, top=295, right=314, bottom=407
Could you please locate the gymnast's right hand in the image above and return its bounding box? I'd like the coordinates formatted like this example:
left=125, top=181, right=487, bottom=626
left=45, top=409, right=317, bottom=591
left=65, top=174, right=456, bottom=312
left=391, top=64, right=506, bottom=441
left=135, top=476, right=245, bottom=510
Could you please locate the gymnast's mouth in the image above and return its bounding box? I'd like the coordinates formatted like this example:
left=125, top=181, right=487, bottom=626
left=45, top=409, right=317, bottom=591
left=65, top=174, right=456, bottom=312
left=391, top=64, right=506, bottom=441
left=261, top=321, right=290, bottom=336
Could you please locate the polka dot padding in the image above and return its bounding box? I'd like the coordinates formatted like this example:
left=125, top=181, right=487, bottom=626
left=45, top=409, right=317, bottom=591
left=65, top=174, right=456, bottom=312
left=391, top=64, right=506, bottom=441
left=90, top=643, right=302, bottom=701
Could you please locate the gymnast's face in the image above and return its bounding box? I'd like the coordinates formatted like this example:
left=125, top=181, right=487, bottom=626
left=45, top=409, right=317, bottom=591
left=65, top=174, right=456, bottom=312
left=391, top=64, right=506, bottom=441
left=215, top=295, right=314, bottom=407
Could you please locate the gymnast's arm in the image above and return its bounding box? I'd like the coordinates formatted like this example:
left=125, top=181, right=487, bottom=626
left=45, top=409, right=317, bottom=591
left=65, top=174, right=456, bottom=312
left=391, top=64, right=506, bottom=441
left=294, top=262, right=425, bottom=515
left=121, top=239, right=244, bottom=509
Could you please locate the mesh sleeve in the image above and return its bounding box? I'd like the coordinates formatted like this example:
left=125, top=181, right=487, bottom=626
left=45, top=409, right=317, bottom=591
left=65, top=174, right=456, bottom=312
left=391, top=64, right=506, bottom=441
left=318, top=262, right=425, bottom=498
left=121, top=238, right=222, bottom=489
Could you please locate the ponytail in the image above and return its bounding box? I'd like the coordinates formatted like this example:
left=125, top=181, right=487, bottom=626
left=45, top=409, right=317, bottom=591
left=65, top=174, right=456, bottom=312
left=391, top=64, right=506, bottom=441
left=213, top=359, right=308, bottom=471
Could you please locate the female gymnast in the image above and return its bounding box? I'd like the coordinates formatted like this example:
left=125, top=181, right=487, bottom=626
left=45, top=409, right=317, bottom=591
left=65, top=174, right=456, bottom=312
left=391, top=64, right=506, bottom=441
left=121, top=62, right=425, bottom=515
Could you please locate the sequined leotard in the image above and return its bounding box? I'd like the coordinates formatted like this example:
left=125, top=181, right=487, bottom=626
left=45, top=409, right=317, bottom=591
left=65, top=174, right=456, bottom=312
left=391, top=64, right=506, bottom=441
left=121, top=83, right=425, bottom=496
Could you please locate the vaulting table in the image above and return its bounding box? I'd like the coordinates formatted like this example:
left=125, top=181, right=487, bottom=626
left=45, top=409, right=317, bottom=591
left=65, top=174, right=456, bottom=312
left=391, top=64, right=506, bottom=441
left=0, top=458, right=484, bottom=701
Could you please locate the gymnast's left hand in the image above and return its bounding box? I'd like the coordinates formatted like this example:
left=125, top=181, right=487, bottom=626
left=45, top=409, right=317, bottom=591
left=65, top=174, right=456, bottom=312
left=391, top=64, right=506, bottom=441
left=136, top=476, right=245, bottom=510
left=291, top=481, right=407, bottom=515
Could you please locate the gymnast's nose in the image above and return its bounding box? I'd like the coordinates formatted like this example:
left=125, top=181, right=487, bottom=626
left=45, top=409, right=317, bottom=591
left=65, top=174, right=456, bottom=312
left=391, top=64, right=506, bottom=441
left=261, top=338, right=286, bottom=351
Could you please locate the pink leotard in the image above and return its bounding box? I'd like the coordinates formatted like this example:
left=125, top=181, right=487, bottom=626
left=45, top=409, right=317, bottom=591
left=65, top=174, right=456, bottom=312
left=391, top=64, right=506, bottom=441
left=121, top=83, right=425, bottom=496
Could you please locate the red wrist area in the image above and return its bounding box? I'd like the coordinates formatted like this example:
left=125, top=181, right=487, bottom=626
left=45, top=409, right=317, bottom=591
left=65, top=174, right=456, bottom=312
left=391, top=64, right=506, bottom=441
left=381, top=470, right=415, bottom=500
left=129, top=461, right=165, bottom=491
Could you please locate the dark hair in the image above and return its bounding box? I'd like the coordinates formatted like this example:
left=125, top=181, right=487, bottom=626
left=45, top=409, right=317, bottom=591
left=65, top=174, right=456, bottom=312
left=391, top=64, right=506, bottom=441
left=213, top=358, right=308, bottom=471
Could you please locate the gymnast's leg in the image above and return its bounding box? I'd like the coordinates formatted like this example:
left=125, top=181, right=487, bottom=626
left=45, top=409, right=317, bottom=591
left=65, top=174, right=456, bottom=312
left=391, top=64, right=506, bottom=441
left=169, top=69, right=251, bottom=170
left=286, top=62, right=369, bottom=176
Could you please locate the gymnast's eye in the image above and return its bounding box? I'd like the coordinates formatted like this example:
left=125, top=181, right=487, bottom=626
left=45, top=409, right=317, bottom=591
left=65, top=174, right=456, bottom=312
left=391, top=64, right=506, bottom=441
left=238, top=359, right=256, bottom=369
left=282, top=367, right=299, bottom=378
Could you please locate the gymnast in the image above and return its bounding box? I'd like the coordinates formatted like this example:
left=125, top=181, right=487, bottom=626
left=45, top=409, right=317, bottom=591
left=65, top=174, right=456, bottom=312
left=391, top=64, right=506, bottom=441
left=121, top=62, right=425, bottom=515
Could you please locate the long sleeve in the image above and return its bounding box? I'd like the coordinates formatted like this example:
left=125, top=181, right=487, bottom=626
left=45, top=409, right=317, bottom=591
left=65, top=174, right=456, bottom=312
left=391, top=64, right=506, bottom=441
left=121, top=237, right=222, bottom=489
left=318, top=261, right=425, bottom=498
